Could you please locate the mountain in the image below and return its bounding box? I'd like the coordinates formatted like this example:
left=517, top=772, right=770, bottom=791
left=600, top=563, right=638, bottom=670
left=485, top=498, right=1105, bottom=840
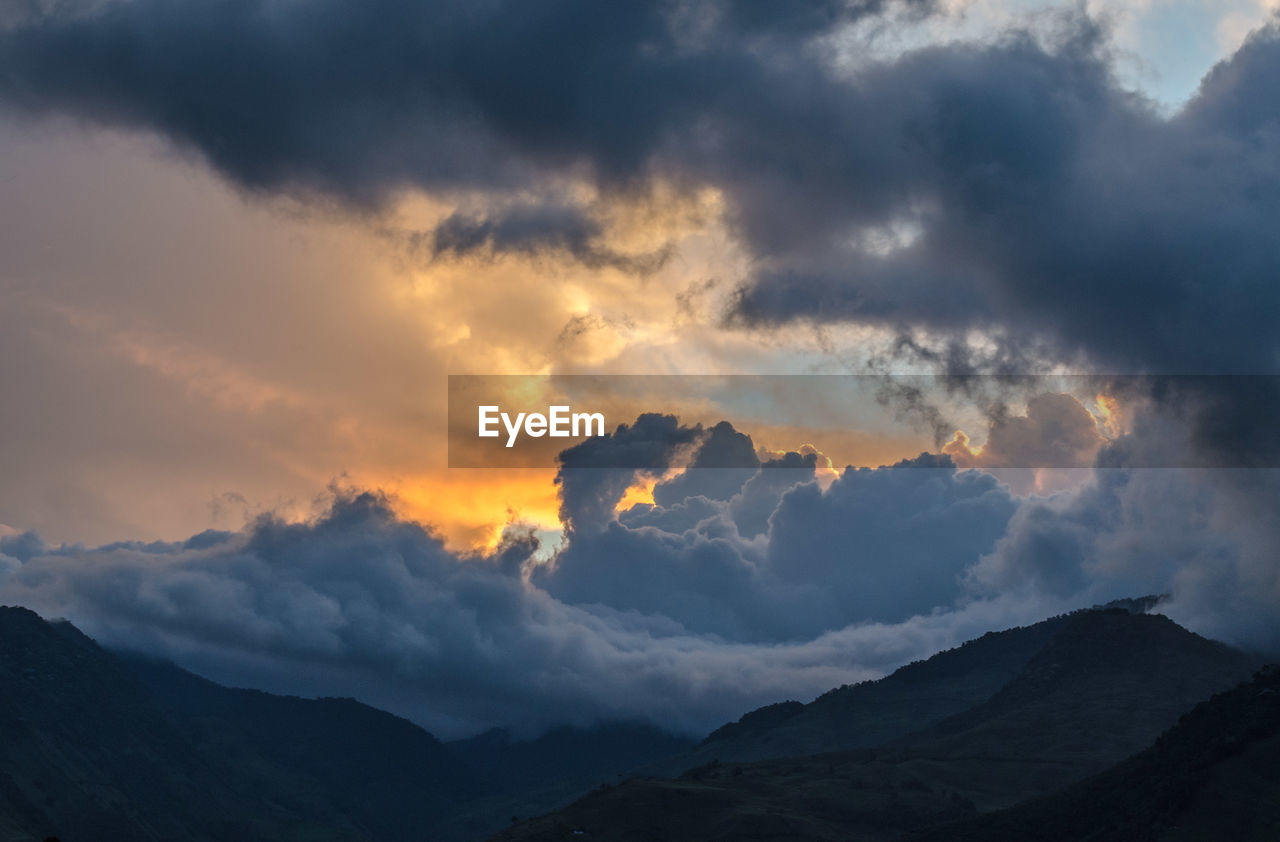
left=2, top=601, right=1266, bottom=842
left=446, top=724, right=696, bottom=834
left=121, top=654, right=475, bottom=841
left=907, top=664, right=1280, bottom=841
left=453, top=723, right=696, bottom=801
left=491, top=607, right=1264, bottom=841
left=128, top=655, right=695, bottom=841
left=0, top=605, right=369, bottom=841
left=0, top=606, right=694, bottom=842
left=682, top=612, right=1070, bottom=767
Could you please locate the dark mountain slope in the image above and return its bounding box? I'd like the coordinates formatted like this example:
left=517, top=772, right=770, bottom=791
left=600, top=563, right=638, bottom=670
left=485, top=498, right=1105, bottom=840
left=124, top=654, right=474, bottom=841
left=677, top=614, right=1069, bottom=769
left=127, top=657, right=696, bottom=840
left=0, top=605, right=696, bottom=842
left=492, top=608, right=1263, bottom=842
left=452, top=722, right=696, bottom=799
left=442, top=724, right=698, bottom=836
left=0, top=605, right=365, bottom=842
left=882, top=608, right=1262, bottom=809
left=908, top=664, right=1280, bottom=842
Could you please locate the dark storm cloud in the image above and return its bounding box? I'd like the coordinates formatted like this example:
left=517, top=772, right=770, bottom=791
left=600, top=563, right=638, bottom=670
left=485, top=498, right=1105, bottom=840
left=0, top=0, right=929, bottom=201
left=5, top=2, right=1276, bottom=373
left=424, top=202, right=672, bottom=274
left=730, top=22, right=1280, bottom=375
left=762, top=453, right=1016, bottom=624
left=3, top=3, right=1278, bottom=373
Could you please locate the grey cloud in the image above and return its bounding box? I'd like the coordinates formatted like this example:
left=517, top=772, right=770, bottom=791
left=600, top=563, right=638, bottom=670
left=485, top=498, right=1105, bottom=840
left=0, top=0, right=929, bottom=202
left=618, top=494, right=723, bottom=534
left=0, top=483, right=1042, bottom=739
left=943, top=391, right=1105, bottom=494
left=3, top=4, right=1278, bottom=378
left=2, top=409, right=1279, bottom=739
left=0, top=529, right=50, bottom=562
left=731, top=21, right=1280, bottom=376
left=652, top=420, right=760, bottom=506
left=764, top=454, right=1017, bottom=626
left=960, top=393, right=1105, bottom=469
left=969, top=399, right=1280, bottom=652
left=554, top=412, right=703, bottom=534
left=730, top=450, right=819, bottom=539
left=542, top=442, right=1019, bottom=640
left=424, top=201, right=672, bottom=275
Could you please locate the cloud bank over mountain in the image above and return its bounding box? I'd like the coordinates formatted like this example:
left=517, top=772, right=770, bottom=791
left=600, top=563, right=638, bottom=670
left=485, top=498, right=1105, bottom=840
left=3, top=403, right=1277, bottom=738
left=2, top=0, right=1278, bottom=740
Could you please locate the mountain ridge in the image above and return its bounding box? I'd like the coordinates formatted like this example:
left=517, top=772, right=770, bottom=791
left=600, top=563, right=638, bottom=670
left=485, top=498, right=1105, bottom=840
left=492, top=607, right=1264, bottom=841
left=0, top=605, right=695, bottom=842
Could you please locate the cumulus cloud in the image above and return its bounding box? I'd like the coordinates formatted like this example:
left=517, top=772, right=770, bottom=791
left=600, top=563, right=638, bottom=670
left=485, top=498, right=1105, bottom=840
left=651, top=420, right=760, bottom=506
left=537, top=422, right=1018, bottom=641
left=944, top=393, right=1105, bottom=469
left=730, top=450, right=819, bottom=539
left=943, top=391, right=1105, bottom=493
left=1, top=409, right=1278, bottom=739
left=555, top=413, right=702, bottom=534
left=0, top=482, right=1053, bottom=739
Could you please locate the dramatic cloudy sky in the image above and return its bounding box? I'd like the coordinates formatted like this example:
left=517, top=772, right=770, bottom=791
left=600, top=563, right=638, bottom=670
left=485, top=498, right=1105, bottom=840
left=2, top=0, right=1280, bottom=738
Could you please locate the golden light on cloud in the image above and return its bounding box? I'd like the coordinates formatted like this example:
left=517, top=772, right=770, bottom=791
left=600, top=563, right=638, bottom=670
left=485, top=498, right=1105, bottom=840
left=385, top=468, right=563, bottom=553
left=943, top=429, right=982, bottom=465
left=751, top=425, right=931, bottom=472
left=615, top=476, right=660, bottom=512
left=1093, top=392, right=1126, bottom=437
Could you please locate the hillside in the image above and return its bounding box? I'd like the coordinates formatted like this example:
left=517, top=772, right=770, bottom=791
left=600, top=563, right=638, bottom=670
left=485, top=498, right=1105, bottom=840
left=0, top=606, right=694, bottom=842
left=677, top=613, right=1070, bottom=768
left=908, top=664, right=1280, bottom=841
left=123, top=654, right=475, bottom=841
left=492, top=608, right=1263, bottom=841
left=2, top=602, right=1265, bottom=842
left=0, top=606, right=367, bottom=841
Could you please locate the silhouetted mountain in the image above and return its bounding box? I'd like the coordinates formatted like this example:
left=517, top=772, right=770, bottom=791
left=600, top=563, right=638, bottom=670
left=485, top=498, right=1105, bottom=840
left=888, top=608, right=1260, bottom=809
left=122, top=654, right=474, bottom=841
left=492, top=607, right=1263, bottom=841
left=454, top=722, right=695, bottom=796
left=0, top=605, right=367, bottom=841
left=4, top=601, right=1266, bottom=842
left=0, top=606, right=696, bottom=842
left=908, top=664, right=1280, bottom=841
left=690, top=613, right=1069, bottom=765
left=445, top=723, right=696, bottom=834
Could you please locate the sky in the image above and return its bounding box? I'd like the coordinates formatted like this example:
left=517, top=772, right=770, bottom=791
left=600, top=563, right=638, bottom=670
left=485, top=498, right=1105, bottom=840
left=2, top=0, right=1280, bottom=738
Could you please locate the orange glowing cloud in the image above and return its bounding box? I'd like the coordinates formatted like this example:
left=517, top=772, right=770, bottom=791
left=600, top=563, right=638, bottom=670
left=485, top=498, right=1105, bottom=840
left=379, top=468, right=564, bottom=553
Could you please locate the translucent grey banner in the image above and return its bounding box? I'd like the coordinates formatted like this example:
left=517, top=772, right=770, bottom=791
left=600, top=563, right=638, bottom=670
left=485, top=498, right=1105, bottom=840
left=447, top=374, right=1280, bottom=469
